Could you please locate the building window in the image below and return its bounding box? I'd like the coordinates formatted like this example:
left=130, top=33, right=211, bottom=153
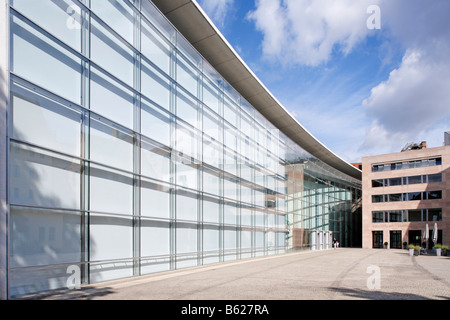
left=372, top=211, right=384, bottom=223
left=372, top=231, right=383, bottom=249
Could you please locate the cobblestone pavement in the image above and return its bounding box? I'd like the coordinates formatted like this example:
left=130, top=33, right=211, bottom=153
left=21, top=248, right=450, bottom=300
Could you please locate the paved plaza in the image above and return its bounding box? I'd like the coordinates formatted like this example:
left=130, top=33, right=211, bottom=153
left=21, top=248, right=450, bottom=300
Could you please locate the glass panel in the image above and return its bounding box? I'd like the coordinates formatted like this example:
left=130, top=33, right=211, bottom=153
left=141, top=17, right=171, bottom=75
left=176, top=159, right=198, bottom=190
left=389, top=211, right=402, bottom=222
left=10, top=142, right=81, bottom=209
left=203, top=78, right=220, bottom=114
left=223, top=227, right=237, bottom=261
left=372, top=179, right=383, bottom=188
left=224, top=202, right=237, bottom=225
left=90, top=164, right=133, bottom=215
left=141, top=0, right=176, bottom=43
left=176, top=88, right=200, bottom=129
left=176, top=189, right=198, bottom=221
left=427, top=173, right=442, bottom=183
left=9, top=206, right=81, bottom=268
left=11, top=81, right=82, bottom=156
left=90, top=66, right=134, bottom=129
left=388, top=177, right=402, bottom=186
left=388, top=193, right=402, bottom=202
left=89, top=213, right=133, bottom=281
left=90, top=0, right=134, bottom=43
left=11, top=0, right=83, bottom=51
left=203, top=224, right=219, bottom=258
left=426, top=190, right=442, bottom=200
left=203, top=195, right=220, bottom=223
left=141, top=59, right=172, bottom=110
left=241, top=206, right=252, bottom=226
left=176, top=222, right=198, bottom=264
left=176, top=54, right=199, bottom=97
left=91, top=17, right=134, bottom=85
left=408, top=210, right=422, bottom=222
left=141, top=138, right=171, bottom=182
left=203, top=137, right=222, bottom=169
left=11, top=14, right=82, bottom=104
left=175, top=122, right=199, bottom=160
left=203, top=169, right=220, bottom=196
left=372, top=195, right=384, bottom=203
left=141, top=219, right=170, bottom=257
left=90, top=116, right=134, bottom=171
left=141, top=179, right=170, bottom=219
left=408, top=175, right=422, bottom=184
left=428, top=209, right=442, bottom=221
left=141, top=98, right=172, bottom=147
left=407, top=192, right=421, bottom=201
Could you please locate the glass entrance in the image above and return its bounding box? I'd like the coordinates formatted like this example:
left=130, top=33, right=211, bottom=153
left=372, top=231, right=383, bottom=248
left=390, top=230, right=402, bottom=249
left=408, top=230, right=421, bottom=247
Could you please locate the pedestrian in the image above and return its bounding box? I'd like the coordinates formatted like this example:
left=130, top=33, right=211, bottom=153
left=333, top=238, right=337, bottom=249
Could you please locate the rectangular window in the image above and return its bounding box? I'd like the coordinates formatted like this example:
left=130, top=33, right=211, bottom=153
left=141, top=98, right=172, bottom=147
left=427, top=209, right=442, bottom=222
left=372, top=211, right=384, bottom=223
left=90, top=116, right=134, bottom=171
left=141, top=17, right=172, bottom=75
left=141, top=178, right=171, bottom=219
left=408, top=175, right=422, bottom=184
left=9, top=142, right=81, bottom=210
left=140, top=218, right=170, bottom=271
left=90, top=164, right=133, bottom=215
left=427, top=173, right=442, bottom=183
left=141, top=138, right=171, bottom=183
left=389, top=211, right=402, bottom=222
left=141, top=59, right=172, bottom=110
left=408, top=209, right=422, bottom=222
left=176, top=54, right=199, bottom=98
left=11, top=0, right=83, bottom=52
left=11, top=81, right=82, bottom=157
left=372, top=195, right=384, bottom=203
left=425, top=190, right=442, bottom=200
left=91, top=17, right=134, bottom=86
left=388, top=177, right=402, bottom=186
left=11, top=14, right=82, bottom=104
left=407, top=192, right=421, bottom=201
left=90, top=0, right=135, bottom=44
left=372, top=179, right=384, bottom=188
left=90, top=66, right=134, bottom=129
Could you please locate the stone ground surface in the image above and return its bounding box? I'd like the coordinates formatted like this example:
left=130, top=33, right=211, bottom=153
left=18, top=248, right=450, bottom=300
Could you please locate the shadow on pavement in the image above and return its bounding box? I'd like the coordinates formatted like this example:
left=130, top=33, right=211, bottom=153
left=329, top=287, right=431, bottom=300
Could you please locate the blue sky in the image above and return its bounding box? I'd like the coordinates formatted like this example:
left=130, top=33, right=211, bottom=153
left=196, top=0, right=450, bottom=163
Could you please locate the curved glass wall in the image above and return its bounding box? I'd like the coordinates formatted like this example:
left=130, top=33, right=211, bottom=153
left=6, top=0, right=361, bottom=296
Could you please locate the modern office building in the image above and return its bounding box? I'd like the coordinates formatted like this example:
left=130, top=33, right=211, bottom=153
left=0, top=0, right=362, bottom=298
left=362, top=138, right=449, bottom=249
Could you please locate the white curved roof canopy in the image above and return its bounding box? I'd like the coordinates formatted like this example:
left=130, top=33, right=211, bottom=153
left=152, top=0, right=362, bottom=180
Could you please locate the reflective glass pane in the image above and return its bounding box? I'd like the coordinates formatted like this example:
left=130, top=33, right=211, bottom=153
left=176, top=88, right=200, bottom=129
left=11, top=82, right=82, bottom=156
left=140, top=218, right=171, bottom=273
left=90, top=117, right=134, bottom=171
left=141, top=98, right=172, bottom=147
left=141, top=18, right=171, bottom=75
left=91, top=0, right=134, bottom=43
left=10, top=143, right=81, bottom=209
left=89, top=213, right=133, bottom=281
left=176, top=221, right=197, bottom=255
left=11, top=0, right=83, bottom=51
left=91, top=17, right=134, bottom=85
left=141, top=179, right=170, bottom=219
left=90, top=66, right=134, bottom=129
left=11, top=15, right=82, bottom=104
left=176, top=55, right=198, bottom=97
left=203, top=195, right=219, bottom=223
left=176, top=189, right=198, bottom=221
left=141, top=59, right=171, bottom=110
left=9, top=206, right=81, bottom=268
left=141, top=138, right=171, bottom=182
left=90, top=164, right=133, bottom=215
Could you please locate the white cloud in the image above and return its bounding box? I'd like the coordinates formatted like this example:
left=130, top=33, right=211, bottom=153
left=196, top=0, right=235, bottom=27
left=247, top=0, right=380, bottom=66
left=360, top=0, right=450, bottom=154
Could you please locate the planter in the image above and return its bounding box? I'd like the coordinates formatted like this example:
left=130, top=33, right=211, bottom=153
left=436, top=248, right=441, bottom=256
left=409, top=248, right=414, bottom=256
left=414, top=250, right=419, bottom=256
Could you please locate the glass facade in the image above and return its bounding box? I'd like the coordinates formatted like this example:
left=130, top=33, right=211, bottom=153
left=4, top=0, right=361, bottom=297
